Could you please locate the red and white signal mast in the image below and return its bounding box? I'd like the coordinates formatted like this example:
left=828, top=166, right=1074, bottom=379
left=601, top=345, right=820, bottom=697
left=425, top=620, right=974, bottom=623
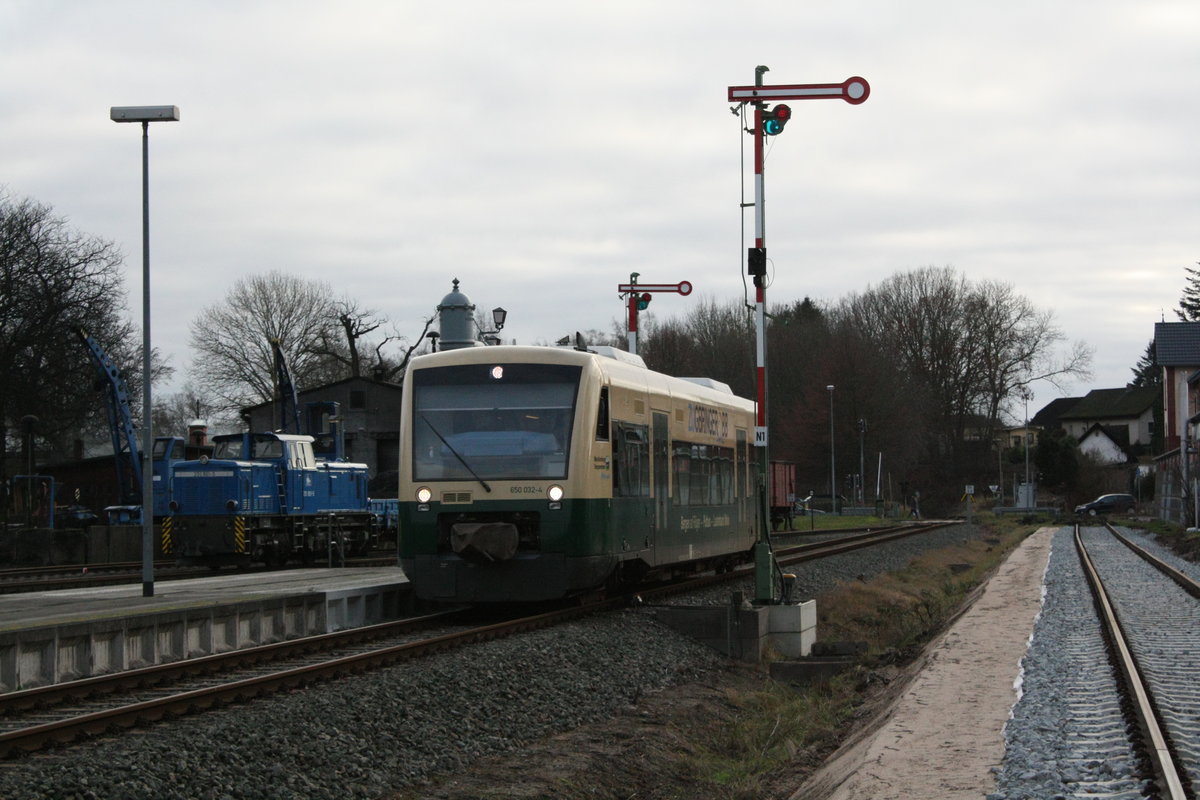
left=727, top=66, right=869, bottom=602
left=618, top=273, right=692, bottom=356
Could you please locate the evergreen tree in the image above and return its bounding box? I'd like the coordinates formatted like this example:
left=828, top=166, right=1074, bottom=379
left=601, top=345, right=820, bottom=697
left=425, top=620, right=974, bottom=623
left=1130, top=339, right=1160, bottom=387
left=1034, top=428, right=1079, bottom=491
left=1176, top=262, right=1200, bottom=321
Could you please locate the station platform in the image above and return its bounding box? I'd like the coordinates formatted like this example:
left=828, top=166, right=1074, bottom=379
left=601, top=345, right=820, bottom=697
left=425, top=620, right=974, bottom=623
left=0, top=566, right=410, bottom=692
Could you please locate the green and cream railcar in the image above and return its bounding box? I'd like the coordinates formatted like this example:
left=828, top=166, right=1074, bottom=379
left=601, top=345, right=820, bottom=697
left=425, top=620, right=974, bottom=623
left=398, top=345, right=759, bottom=602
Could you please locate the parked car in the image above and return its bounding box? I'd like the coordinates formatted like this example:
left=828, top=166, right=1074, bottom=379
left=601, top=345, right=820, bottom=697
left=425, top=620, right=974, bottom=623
left=799, top=493, right=849, bottom=514
left=55, top=505, right=100, bottom=530
left=1073, top=493, right=1136, bottom=516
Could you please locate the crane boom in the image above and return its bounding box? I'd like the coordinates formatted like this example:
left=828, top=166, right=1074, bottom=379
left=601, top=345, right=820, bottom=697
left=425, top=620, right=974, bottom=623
left=271, top=338, right=301, bottom=434
left=76, top=327, right=143, bottom=505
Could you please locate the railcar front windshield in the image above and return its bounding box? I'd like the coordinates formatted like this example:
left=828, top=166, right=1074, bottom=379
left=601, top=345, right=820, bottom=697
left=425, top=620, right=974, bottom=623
left=411, top=362, right=581, bottom=481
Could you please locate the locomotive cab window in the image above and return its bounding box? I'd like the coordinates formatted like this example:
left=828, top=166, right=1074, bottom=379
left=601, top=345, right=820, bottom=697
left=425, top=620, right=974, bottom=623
left=152, top=439, right=184, bottom=460
left=411, top=363, right=582, bottom=481
left=251, top=436, right=284, bottom=460
left=288, top=441, right=315, bottom=470
left=212, top=436, right=244, bottom=459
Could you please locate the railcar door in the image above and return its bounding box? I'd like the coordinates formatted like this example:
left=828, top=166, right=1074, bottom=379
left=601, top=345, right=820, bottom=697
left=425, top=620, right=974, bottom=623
left=652, top=412, right=669, bottom=536
left=611, top=420, right=652, bottom=560
left=737, top=429, right=748, bottom=524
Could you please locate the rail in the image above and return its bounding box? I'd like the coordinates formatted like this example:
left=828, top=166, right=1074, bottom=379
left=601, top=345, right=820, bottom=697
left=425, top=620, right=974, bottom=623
left=1074, top=524, right=1188, bottom=800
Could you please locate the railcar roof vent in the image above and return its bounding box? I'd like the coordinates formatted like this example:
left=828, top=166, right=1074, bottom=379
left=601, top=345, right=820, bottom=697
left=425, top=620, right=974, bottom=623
left=586, top=346, right=647, bottom=368
left=679, top=377, right=734, bottom=394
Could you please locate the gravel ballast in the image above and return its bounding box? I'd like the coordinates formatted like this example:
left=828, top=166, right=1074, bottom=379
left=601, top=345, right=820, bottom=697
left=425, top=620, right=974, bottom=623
left=0, top=523, right=980, bottom=800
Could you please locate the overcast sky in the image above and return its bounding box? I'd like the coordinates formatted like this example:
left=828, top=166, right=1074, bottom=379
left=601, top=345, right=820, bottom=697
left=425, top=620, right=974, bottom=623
left=3, top=1, right=1197, bottom=420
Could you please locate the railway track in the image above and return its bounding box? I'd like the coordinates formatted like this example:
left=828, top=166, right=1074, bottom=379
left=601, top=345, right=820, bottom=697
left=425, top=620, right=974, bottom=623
left=0, top=523, right=951, bottom=758
left=0, top=608, right=472, bottom=757
left=1072, top=523, right=1200, bottom=799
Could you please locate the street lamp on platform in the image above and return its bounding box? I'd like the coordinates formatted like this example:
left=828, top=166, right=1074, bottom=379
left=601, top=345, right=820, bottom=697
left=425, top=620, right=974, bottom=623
left=110, top=104, right=179, bottom=598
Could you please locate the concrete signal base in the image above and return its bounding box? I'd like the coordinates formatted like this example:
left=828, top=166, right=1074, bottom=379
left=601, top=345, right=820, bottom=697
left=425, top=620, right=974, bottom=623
left=651, top=594, right=817, bottom=663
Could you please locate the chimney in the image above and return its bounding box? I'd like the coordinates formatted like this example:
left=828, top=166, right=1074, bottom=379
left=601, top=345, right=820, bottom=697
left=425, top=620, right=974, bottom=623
left=188, top=420, right=209, bottom=447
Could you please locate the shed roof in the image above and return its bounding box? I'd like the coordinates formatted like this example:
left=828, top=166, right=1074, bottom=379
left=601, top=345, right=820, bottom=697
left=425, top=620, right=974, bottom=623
left=242, top=374, right=403, bottom=414
left=1057, top=386, right=1160, bottom=421
left=1155, top=321, right=1200, bottom=365
left=1030, top=396, right=1081, bottom=428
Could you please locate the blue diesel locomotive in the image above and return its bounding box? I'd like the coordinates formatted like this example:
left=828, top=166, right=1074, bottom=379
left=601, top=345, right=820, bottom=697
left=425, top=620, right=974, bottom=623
left=398, top=345, right=761, bottom=603
left=166, top=431, right=372, bottom=567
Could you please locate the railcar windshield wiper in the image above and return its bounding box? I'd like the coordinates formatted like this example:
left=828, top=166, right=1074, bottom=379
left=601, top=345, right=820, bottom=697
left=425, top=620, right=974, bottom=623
left=420, top=415, right=492, bottom=493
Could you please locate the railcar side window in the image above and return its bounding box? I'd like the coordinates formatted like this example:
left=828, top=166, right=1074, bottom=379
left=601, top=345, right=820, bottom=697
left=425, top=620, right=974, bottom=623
left=737, top=429, right=747, bottom=499
left=672, top=440, right=734, bottom=506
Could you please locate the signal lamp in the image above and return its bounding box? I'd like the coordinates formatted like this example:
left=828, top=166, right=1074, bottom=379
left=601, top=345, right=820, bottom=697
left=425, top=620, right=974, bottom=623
left=636, top=292, right=651, bottom=311
left=762, top=104, right=792, bottom=136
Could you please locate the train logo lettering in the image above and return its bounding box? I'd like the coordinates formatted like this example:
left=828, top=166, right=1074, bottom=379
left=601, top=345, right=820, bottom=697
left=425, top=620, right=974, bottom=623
left=687, top=403, right=729, bottom=439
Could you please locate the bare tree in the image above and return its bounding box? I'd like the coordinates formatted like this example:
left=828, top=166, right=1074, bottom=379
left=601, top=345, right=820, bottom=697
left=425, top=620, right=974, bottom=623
left=840, top=267, right=1089, bottom=445
left=189, top=271, right=344, bottom=414
left=842, top=267, right=979, bottom=434
left=968, top=278, right=1092, bottom=441
left=309, top=297, right=386, bottom=378
left=371, top=317, right=436, bottom=382
left=0, top=192, right=150, bottom=523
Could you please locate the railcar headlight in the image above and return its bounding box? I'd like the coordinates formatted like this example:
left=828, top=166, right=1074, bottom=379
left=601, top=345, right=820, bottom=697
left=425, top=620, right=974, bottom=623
left=416, top=486, right=433, bottom=504
left=225, top=500, right=239, bottom=512
left=547, top=485, right=564, bottom=502
left=169, top=500, right=180, bottom=512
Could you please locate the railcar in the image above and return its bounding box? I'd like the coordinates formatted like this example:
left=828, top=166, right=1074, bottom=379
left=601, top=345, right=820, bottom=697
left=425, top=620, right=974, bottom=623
left=166, top=432, right=372, bottom=567
left=397, top=345, right=760, bottom=602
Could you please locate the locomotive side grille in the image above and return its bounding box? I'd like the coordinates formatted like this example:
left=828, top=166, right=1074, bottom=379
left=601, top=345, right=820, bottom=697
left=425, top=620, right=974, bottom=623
left=441, top=491, right=472, bottom=504
left=174, top=475, right=235, bottom=513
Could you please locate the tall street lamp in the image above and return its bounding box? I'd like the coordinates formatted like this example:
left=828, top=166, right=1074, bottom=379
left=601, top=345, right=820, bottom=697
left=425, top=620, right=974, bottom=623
left=111, top=104, right=179, bottom=598
left=827, top=385, right=836, bottom=514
